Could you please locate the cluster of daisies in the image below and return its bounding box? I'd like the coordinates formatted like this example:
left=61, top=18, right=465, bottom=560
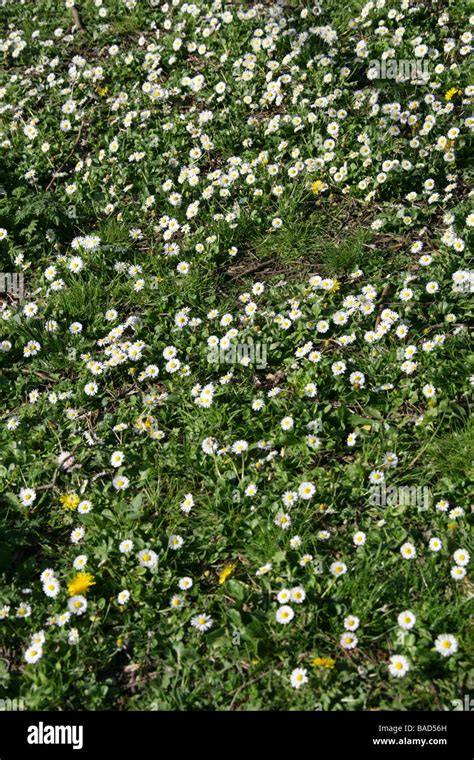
left=291, top=614, right=459, bottom=688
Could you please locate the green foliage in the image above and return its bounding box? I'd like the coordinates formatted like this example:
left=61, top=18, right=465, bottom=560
left=0, top=0, right=472, bottom=712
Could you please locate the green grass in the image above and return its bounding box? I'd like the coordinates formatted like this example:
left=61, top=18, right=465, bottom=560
left=0, top=0, right=472, bottom=712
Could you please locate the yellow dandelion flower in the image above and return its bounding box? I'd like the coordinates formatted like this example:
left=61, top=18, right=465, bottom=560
left=311, top=657, right=336, bottom=669
left=444, top=87, right=461, bottom=101
left=219, top=563, right=237, bottom=585
left=67, top=572, right=95, bottom=597
left=329, top=279, right=340, bottom=293
left=59, top=492, right=80, bottom=510
left=312, top=180, right=325, bottom=195
left=97, top=86, right=108, bottom=97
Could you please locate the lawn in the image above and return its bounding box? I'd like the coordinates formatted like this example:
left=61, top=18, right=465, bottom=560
left=0, top=0, right=472, bottom=711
